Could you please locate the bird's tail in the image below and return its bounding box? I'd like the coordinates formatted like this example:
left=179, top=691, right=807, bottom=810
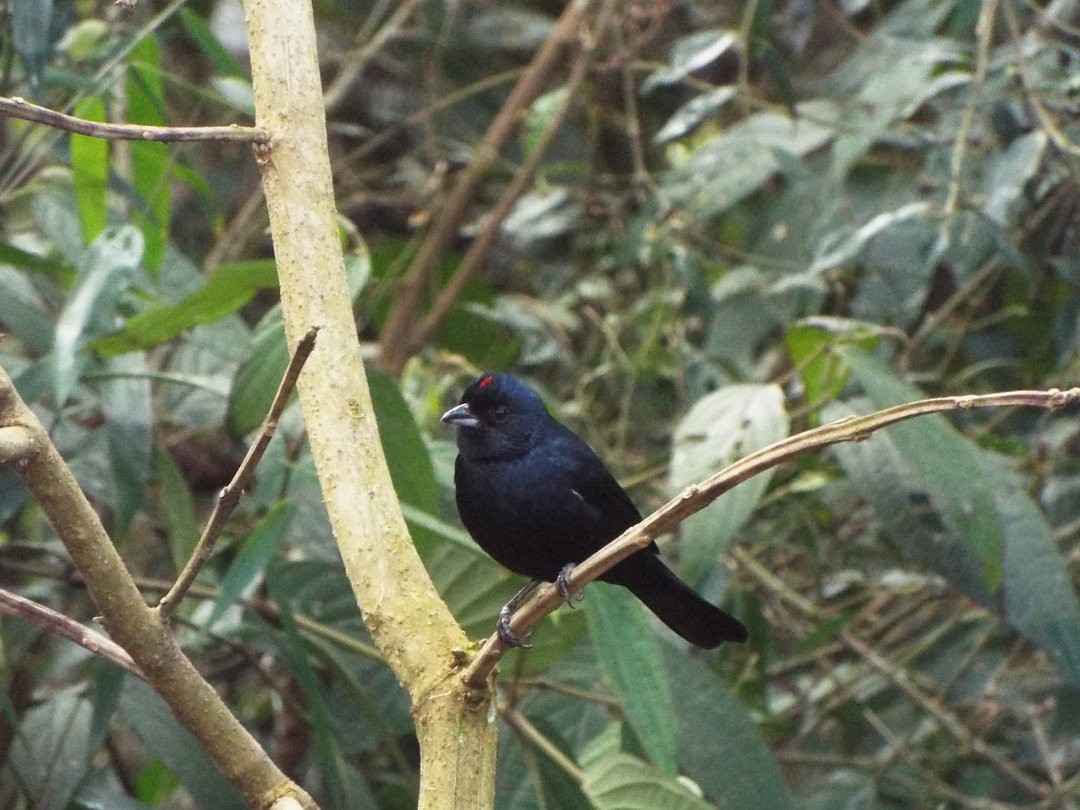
left=610, top=555, right=748, bottom=649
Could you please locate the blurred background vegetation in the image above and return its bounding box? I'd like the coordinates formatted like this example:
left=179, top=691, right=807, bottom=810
left=2, top=0, right=1080, bottom=807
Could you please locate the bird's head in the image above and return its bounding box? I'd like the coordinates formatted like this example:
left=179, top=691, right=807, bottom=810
left=441, top=372, right=549, bottom=460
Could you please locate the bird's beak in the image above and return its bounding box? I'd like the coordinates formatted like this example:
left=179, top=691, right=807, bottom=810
left=441, top=402, right=480, bottom=429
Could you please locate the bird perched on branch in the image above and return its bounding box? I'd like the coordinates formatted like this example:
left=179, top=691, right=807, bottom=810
left=441, top=372, right=748, bottom=648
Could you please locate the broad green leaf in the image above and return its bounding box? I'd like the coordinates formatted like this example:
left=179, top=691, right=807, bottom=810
left=582, top=750, right=717, bottom=810
left=0, top=263, right=53, bottom=351
left=100, top=352, right=152, bottom=534
left=984, top=131, right=1047, bottom=227
left=654, top=87, right=736, bottom=144
left=226, top=306, right=289, bottom=436
left=667, top=645, right=797, bottom=809
left=127, top=35, right=170, bottom=272
left=267, top=569, right=349, bottom=809
left=208, top=501, right=295, bottom=628
left=9, top=688, right=94, bottom=810
left=367, top=367, right=438, bottom=514
left=496, top=716, right=593, bottom=810
left=642, top=29, right=738, bottom=93
left=841, top=349, right=1004, bottom=588
left=92, top=260, right=278, bottom=355
left=997, top=474, right=1080, bottom=688
left=828, top=399, right=992, bottom=606
left=665, top=100, right=837, bottom=219
left=154, top=445, right=201, bottom=570
left=71, top=96, right=108, bottom=244
left=119, top=679, right=247, bottom=810
left=670, top=384, right=788, bottom=584
left=178, top=8, right=246, bottom=77
left=12, top=0, right=54, bottom=92
left=53, top=226, right=144, bottom=407
left=585, top=586, right=677, bottom=774
left=785, top=319, right=878, bottom=415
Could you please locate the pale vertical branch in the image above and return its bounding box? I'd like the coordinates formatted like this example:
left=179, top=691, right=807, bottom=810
left=241, top=0, right=498, bottom=805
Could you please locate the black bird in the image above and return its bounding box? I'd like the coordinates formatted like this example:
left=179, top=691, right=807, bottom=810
left=441, top=372, right=748, bottom=648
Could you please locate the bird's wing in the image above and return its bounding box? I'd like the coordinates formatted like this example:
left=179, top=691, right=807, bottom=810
left=543, top=425, right=644, bottom=534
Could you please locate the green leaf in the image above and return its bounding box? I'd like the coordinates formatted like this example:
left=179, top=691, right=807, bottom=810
left=785, top=319, right=879, bottom=416
left=267, top=567, right=349, bottom=809
left=997, top=474, right=1080, bottom=688
left=8, top=688, right=94, bottom=810
left=119, top=679, right=247, bottom=810
left=582, top=750, right=717, bottom=810
left=367, top=367, right=439, bottom=514
left=100, top=352, right=153, bottom=535
left=642, top=29, right=738, bottom=93
left=665, top=101, right=837, bottom=219
left=497, top=716, right=594, bottom=810
left=226, top=306, right=289, bottom=436
left=53, top=226, right=144, bottom=407
left=841, top=349, right=1005, bottom=588
left=667, top=650, right=796, bottom=809
left=92, top=260, right=278, bottom=355
left=585, top=586, right=677, bottom=774
left=670, top=384, right=788, bottom=584
left=127, top=35, right=170, bottom=272
left=11, top=0, right=55, bottom=93
left=208, top=501, right=295, bottom=628
left=178, top=8, right=246, bottom=78
left=154, top=445, right=201, bottom=570
left=71, top=96, right=109, bottom=244
left=828, top=399, right=993, bottom=606
left=654, top=87, right=737, bottom=145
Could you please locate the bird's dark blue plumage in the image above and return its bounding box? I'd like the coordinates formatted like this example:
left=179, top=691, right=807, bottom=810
left=442, top=372, right=748, bottom=648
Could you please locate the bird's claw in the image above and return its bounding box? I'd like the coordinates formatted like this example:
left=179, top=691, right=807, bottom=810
left=497, top=603, right=532, bottom=648
left=555, top=563, right=584, bottom=608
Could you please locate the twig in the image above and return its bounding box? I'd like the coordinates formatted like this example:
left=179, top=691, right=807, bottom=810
left=0, top=96, right=271, bottom=143
left=407, top=25, right=598, bottom=355
left=375, top=0, right=599, bottom=377
left=461, top=386, right=1080, bottom=688
left=156, top=327, right=319, bottom=619
left=846, top=633, right=1044, bottom=798
left=944, top=0, right=998, bottom=214
left=500, top=704, right=586, bottom=782
left=0, top=586, right=144, bottom=679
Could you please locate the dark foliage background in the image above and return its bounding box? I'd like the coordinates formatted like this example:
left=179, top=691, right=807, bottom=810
left=2, top=0, right=1080, bottom=807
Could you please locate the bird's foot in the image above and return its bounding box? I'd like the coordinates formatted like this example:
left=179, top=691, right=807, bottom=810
left=495, top=579, right=541, bottom=647
left=555, top=563, right=584, bottom=608
left=497, top=602, right=532, bottom=648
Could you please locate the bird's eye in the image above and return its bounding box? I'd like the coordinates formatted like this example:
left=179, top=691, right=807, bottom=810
left=492, top=406, right=509, bottom=422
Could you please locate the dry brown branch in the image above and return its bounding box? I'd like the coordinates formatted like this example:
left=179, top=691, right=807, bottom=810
left=462, top=387, right=1080, bottom=688
left=375, top=0, right=599, bottom=377
left=157, top=327, right=319, bottom=619
left=0, top=586, right=144, bottom=679
left=0, top=96, right=270, bottom=143
left=0, top=363, right=316, bottom=810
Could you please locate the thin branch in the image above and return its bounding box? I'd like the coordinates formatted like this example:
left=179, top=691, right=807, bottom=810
left=462, top=386, right=1080, bottom=688
left=156, top=327, right=319, bottom=619
left=407, top=28, right=597, bottom=355
left=847, top=634, right=1045, bottom=798
left=0, top=586, right=144, bottom=679
left=943, top=0, right=998, bottom=214
left=0, top=361, right=313, bottom=809
left=375, top=0, right=599, bottom=377
left=500, top=704, right=586, bottom=782
left=0, top=96, right=271, bottom=143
